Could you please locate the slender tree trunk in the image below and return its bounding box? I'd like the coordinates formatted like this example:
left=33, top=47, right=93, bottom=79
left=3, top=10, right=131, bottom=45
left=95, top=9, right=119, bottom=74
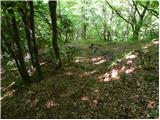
left=132, top=23, right=141, bottom=41
left=58, top=0, right=62, bottom=40
left=103, top=23, right=107, bottom=41
left=8, top=8, right=30, bottom=83
left=49, top=1, right=61, bottom=70
left=81, top=0, right=87, bottom=40
left=18, top=2, right=35, bottom=67
left=28, top=1, right=42, bottom=80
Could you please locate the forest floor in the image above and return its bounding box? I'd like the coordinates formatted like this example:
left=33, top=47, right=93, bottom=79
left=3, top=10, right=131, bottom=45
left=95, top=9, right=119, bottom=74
left=1, top=40, right=159, bottom=119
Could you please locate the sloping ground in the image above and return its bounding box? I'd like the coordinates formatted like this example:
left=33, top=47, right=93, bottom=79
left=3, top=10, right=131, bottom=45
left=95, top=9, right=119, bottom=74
left=1, top=40, right=159, bottom=119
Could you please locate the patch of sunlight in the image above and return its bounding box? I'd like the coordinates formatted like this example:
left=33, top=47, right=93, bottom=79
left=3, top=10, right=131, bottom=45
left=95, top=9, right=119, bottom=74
left=147, top=100, right=157, bottom=109
left=81, top=70, right=97, bottom=77
left=125, top=67, right=135, bottom=74
left=99, top=66, right=136, bottom=82
left=93, top=59, right=106, bottom=65
left=120, top=66, right=126, bottom=73
left=94, top=89, right=99, bottom=93
left=93, top=99, right=98, bottom=107
left=1, top=89, right=16, bottom=101
left=111, top=69, right=119, bottom=79
left=125, top=54, right=137, bottom=59
left=102, top=73, right=110, bottom=82
left=99, top=69, right=120, bottom=82
left=40, top=61, right=47, bottom=65
left=126, top=60, right=133, bottom=64
left=75, top=56, right=88, bottom=63
left=152, top=40, right=159, bottom=45
left=91, top=56, right=102, bottom=62
left=81, top=96, right=89, bottom=102
left=143, top=44, right=152, bottom=49
left=46, top=100, right=59, bottom=109
left=2, top=81, right=15, bottom=92
left=65, top=72, right=73, bottom=75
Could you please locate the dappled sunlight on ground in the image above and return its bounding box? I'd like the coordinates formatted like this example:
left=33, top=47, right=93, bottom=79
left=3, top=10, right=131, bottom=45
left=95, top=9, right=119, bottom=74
left=91, top=56, right=107, bottom=65
left=1, top=89, right=16, bottom=101
left=1, top=81, right=16, bottom=101
left=75, top=56, right=90, bottom=63
left=91, top=56, right=102, bottom=62
left=125, top=67, right=135, bottom=74
left=80, top=70, right=97, bottom=77
left=98, top=68, right=120, bottom=82
left=81, top=96, right=89, bottom=102
left=46, top=99, right=59, bottom=109
left=152, top=39, right=159, bottom=45
left=2, top=81, right=15, bottom=92
left=125, top=53, right=137, bottom=59
left=147, top=100, right=157, bottom=109
left=143, top=39, right=159, bottom=49
left=1, top=40, right=159, bottom=118
left=64, top=72, right=73, bottom=75
left=98, top=50, right=138, bottom=82
left=93, top=59, right=106, bottom=65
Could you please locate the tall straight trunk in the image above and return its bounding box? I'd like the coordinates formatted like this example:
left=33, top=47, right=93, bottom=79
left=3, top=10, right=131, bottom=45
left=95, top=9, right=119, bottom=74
left=107, top=31, right=111, bottom=42
left=102, top=3, right=107, bottom=41
left=83, top=23, right=87, bottom=39
left=132, top=28, right=140, bottom=41
left=131, top=22, right=141, bottom=41
left=8, top=8, right=30, bottom=83
left=18, top=2, right=35, bottom=67
left=49, top=1, right=61, bottom=70
left=103, top=23, right=107, bottom=41
left=28, top=1, right=42, bottom=80
left=58, top=0, right=62, bottom=40
left=81, top=0, right=87, bottom=40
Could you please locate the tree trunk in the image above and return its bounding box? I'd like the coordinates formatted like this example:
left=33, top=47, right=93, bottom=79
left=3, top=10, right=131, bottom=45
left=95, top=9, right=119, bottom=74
left=9, top=8, right=30, bottom=83
left=132, top=23, right=141, bottom=41
left=49, top=1, right=61, bottom=70
left=28, top=1, right=42, bottom=80
left=81, top=0, right=87, bottom=40
left=18, top=2, right=35, bottom=68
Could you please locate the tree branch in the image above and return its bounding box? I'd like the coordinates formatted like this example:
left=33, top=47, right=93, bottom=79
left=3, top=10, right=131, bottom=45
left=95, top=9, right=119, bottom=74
left=105, top=0, right=133, bottom=25
left=132, top=0, right=141, bottom=17
left=139, top=2, right=159, bottom=18
left=140, top=1, right=150, bottom=20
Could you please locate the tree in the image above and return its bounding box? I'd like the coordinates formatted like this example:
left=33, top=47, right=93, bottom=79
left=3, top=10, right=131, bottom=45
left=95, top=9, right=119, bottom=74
left=18, top=1, right=42, bottom=80
left=3, top=4, right=31, bottom=83
left=81, top=0, right=88, bottom=40
left=106, top=0, right=150, bottom=41
left=49, top=0, right=61, bottom=70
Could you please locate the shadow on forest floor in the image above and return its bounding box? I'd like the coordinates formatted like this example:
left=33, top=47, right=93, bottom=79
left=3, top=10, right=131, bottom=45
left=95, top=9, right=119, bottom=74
left=1, top=40, right=159, bottom=119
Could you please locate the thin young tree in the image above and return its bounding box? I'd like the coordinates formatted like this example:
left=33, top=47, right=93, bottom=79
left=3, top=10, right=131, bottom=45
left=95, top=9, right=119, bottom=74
left=49, top=0, right=61, bottom=70
left=28, top=1, right=42, bottom=80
